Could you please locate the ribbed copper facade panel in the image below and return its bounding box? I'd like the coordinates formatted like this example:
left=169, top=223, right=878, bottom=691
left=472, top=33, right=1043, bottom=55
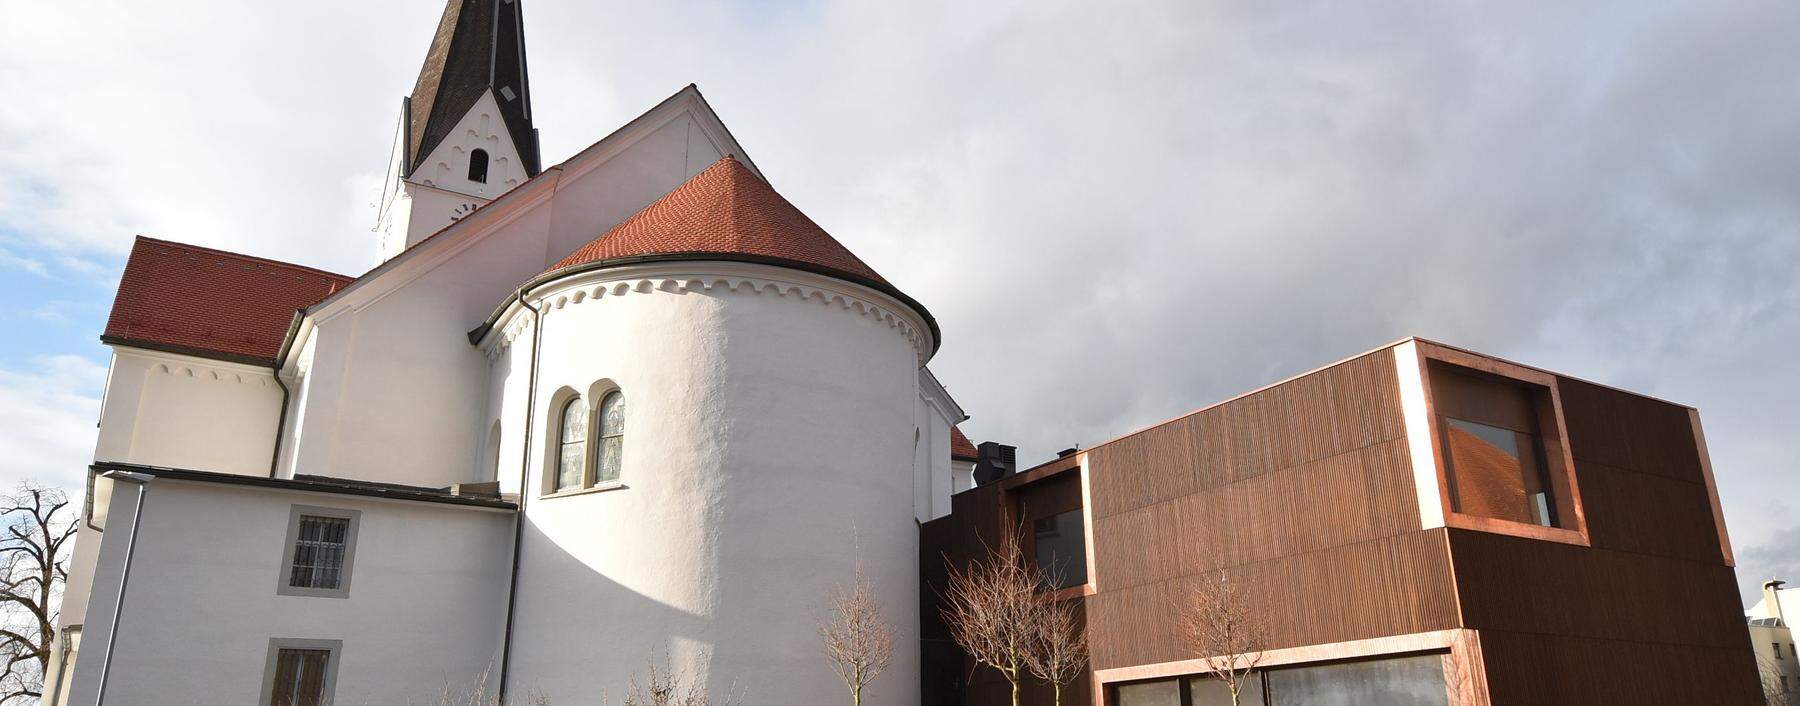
left=1082, top=350, right=1460, bottom=672
left=1087, top=529, right=1460, bottom=670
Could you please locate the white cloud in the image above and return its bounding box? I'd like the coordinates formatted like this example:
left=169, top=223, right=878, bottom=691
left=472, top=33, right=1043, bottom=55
left=0, top=356, right=105, bottom=496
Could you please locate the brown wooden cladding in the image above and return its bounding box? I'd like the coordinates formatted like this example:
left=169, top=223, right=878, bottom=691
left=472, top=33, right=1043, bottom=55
left=1089, top=350, right=1407, bottom=521
left=1082, top=349, right=1462, bottom=671
left=1087, top=529, right=1460, bottom=670
left=1091, top=437, right=1420, bottom=592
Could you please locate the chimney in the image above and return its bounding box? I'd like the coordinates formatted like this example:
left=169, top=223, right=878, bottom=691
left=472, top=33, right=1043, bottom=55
left=973, top=441, right=1017, bottom=485
left=1765, top=579, right=1788, bottom=624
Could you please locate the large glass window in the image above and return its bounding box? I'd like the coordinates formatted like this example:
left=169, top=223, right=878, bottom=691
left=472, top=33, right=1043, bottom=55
left=1033, top=509, right=1088, bottom=591
left=556, top=397, right=587, bottom=491
left=596, top=391, right=625, bottom=483
left=1116, top=679, right=1181, bottom=706
left=1264, top=654, right=1446, bottom=706
left=1187, top=675, right=1264, bottom=706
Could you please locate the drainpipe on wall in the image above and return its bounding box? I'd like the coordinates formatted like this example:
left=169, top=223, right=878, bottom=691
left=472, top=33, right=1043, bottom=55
left=496, top=290, right=543, bottom=703
left=268, top=310, right=305, bottom=478
left=92, top=471, right=152, bottom=706
left=267, top=375, right=291, bottom=478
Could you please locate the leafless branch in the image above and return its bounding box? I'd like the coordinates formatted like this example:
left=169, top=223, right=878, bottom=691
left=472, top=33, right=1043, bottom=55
left=941, top=531, right=1050, bottom=706
left=1179, top=570, right=1267, bottom=706
left=819, top=565, right=893, bottom=706
left=0, top=483, right=75, bottom=704
left=1024, top=591, right=1086, bottom=706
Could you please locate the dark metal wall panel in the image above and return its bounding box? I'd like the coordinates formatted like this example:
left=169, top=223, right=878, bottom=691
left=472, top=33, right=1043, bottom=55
left=1555, top=377, right=1704, bottom=484
left=1450, top=529, right=1747, bottom=650
left=1477, top=629, right=1764, bottom=705
left=1450, top=377, right=1759, bottom=702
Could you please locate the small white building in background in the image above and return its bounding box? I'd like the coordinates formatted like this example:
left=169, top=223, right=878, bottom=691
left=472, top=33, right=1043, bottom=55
left=44, top=1, right=977, bottom=703
left=1749, top=579, right=1800, bottom=703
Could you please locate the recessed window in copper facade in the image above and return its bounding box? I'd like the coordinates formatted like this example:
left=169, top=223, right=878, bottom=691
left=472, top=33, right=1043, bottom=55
left=1428, top=360, right=1573, bottom=530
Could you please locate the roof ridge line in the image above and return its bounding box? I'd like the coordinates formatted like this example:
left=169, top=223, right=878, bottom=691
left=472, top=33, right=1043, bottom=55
left=132, top=235, right=358, bottom=282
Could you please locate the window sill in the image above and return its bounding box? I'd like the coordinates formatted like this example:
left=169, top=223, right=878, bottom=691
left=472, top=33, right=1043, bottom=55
left=1038, top=584, right=1095, bottom=602
left=539, top=481, right=628, bottom=500
left=1446, top=512, right=1589, bottom=547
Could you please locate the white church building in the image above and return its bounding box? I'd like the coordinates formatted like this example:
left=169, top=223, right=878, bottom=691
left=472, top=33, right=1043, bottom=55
left=46, top=1, right=980, bottom=703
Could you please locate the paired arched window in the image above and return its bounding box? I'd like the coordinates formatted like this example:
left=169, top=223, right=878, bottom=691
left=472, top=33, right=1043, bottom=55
left=555, top=397, right=587, bottom=491
left=596, top=391, right=625, bottom=483
left=550, top=389, right=626, bottom=493
left=468, top=149, right=490, bottom=183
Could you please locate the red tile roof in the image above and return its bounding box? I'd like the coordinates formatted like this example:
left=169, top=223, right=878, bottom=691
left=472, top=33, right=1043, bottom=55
left=545, top=156, right=889, bottom=285
left=951, top=426, right=980, bottom=461
left=103, top=237, right=355, bottom=365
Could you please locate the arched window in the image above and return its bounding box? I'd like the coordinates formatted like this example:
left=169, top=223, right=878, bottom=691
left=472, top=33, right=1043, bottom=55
left=596, top=391, right=625, bottom=482
left=468, top=148, right=490, bottom=183
left=555, top=397, right=586, bottom=491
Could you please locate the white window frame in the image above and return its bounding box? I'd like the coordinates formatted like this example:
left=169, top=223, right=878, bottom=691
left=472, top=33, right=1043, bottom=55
left=275, top=505, right=361, bottom=599
left=258, top=637, right=342, bottom=706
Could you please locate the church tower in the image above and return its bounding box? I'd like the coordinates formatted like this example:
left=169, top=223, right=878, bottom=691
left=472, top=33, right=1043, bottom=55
left=376, top=0, right=541, bottom=261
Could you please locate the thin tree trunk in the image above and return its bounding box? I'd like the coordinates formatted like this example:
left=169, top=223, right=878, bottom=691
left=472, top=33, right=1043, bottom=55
left=1054, top=683, right=1063, bottom=706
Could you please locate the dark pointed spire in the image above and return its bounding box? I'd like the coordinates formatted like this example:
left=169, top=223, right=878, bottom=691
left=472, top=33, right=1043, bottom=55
left=404, top=0, right=540, bottom=179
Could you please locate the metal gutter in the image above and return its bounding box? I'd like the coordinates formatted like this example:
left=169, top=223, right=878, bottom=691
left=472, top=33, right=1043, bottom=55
left=87, top=462, right=516, bottom=511
left=496, top=289, right=543, bottom=702
left=465, top=253, right=943, bottom=357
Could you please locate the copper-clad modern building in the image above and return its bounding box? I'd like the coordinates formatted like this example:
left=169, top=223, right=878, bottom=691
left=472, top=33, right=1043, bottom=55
left=923, top=338, right=1761, bottom=705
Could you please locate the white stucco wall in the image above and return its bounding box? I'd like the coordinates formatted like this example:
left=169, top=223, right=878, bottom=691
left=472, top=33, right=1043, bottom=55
left=63, top=478, right=513, bottom=706
left=92, top=347, right=282, bottom=476
left=491, top=261, right=929, bottom=703
left=290, top=96, right=741, bottom=491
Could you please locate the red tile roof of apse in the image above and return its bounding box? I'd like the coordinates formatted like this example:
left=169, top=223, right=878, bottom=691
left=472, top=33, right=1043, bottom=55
left=547, top=156, right=888, bottom=284
left=951, top=426, right=980, bottom=461
left=103, top=237, right=356, bottom=365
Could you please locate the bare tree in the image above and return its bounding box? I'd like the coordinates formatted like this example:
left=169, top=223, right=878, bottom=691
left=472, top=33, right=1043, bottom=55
left=941, top=532, right=1045, bottom=706
left=0, top=484, right=76, bottom=704
left=1179, top=571, right=1267, bottom=706
left=818, top=566, right=894, bottom=706
left=1024, top=593, right=1085, bottom=706
left=608, top=660, right=737, bottom=706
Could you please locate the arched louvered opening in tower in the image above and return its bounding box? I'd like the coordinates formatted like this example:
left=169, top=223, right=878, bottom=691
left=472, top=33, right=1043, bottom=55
left=468, top=149, right=489, bottom=183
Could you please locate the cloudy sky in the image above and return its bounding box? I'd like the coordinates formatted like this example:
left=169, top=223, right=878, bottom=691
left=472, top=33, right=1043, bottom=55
left=2, top=0, right=1795, bottom=603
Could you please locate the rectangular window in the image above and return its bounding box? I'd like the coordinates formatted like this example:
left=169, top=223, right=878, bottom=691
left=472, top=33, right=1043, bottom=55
left=1428, top=360, right=1572, bottom=530
left=1188, top=674, right=1264, bottom=705
left=1263, top=654, right=1447, bottom=706
left=1033, top=509, right=1088, bottom=591
left=277, top=506, right=361, bottom=599
left=1776, top=642, right=1784, bottom=660
left=260, top=638, right=341, bottom=706
left=1115, top=678, right=1180, bottom=706
left=1012, top=469, right=1087, bottom=593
